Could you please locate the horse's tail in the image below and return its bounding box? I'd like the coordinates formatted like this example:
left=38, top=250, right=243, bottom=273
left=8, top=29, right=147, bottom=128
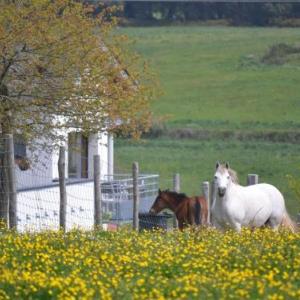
left=281, top=211, right=297, bottom=233
left=194, top=198, right=201, bottom=225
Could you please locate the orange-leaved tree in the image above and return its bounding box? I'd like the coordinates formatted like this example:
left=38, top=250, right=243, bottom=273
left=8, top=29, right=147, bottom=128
left=0, top=0, right=157, bottom=142
left=0, top=0, right=157, bottom=225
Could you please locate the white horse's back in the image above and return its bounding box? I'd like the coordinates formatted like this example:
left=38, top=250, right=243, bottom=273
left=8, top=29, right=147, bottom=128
left=243, top=183, right=285, bottom=227
left=255, top=183, right=285, bottom=214
left=212, top=163, right=294, bottom=232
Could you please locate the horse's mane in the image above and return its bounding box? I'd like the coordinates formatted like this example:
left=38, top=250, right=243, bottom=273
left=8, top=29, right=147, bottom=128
left=218, top=165, right=239, bottom=184
left=229, top=168, right=239, bottom=184
left=162, top=190, right=187, bottom=202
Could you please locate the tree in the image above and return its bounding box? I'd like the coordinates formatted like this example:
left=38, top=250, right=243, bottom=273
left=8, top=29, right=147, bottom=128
left=0, top=0, right=156, bottom=143
left=0, top=0, right=157, bottom=226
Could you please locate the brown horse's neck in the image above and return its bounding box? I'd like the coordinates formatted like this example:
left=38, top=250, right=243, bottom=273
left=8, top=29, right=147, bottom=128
left=164, top=192, right=187, bottom=213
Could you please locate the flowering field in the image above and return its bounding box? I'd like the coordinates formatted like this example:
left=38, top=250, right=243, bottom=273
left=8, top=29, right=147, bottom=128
left=0, top=228, right=300, bottom=300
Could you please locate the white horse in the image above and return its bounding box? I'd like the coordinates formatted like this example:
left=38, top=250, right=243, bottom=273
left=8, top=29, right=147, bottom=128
left=211, top=162, right=295, bottom=232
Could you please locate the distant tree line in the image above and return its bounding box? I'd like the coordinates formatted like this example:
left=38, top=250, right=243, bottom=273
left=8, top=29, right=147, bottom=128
left=121, top=2, right=300, bottom=26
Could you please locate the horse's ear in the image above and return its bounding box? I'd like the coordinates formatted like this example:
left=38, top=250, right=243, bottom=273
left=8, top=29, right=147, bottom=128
left=216, top=161, right=220, bottom=169
left=158, top=189, right=161, bottom=194
left=225, top=162, right=230, bottom=169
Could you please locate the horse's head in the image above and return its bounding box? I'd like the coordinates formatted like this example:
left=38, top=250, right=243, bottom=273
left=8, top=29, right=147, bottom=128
left=214, top=162, right=237, bottom=197
left=149, top=189, right=171, bottom=214
left=15, top=155, right=31, bottom=171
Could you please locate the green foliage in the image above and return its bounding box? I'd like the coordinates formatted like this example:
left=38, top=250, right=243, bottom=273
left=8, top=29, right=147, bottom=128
left=0, top=0, right=157, bottom=146
left=262, top=43, right=300, bottom=65
left=287, top=174, right=300, bottom=209
left=123, top=2, right=300, bottom=26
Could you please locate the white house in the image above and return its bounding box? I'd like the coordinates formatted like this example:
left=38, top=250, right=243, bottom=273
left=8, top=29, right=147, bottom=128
left=14, top=131, right=159, bottom=232
left=15, top=131, right=114, bottom=232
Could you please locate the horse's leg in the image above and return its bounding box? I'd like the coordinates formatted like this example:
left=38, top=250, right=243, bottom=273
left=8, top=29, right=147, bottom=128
left=211, top=217, right=224, bottom=231
left=231, top=222, right=242, bottom=233
left=268, top=218, right=280, bottom=231
left=202, top=205, right=208, bottom=226
left=178, top=219, right=184, bottom=231
left=187, top=201, right=195, bottom=226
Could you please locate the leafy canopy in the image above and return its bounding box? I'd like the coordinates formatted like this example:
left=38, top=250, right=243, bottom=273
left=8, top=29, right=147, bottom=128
left=0, top=0, right=157, bottom=145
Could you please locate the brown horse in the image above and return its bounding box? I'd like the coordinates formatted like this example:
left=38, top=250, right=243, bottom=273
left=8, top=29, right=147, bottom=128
left=149, top=189, right=208, bottom=230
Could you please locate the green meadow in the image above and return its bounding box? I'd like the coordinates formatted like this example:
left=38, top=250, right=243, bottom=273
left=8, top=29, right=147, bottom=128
left=115, top=26, right=300, bottom=213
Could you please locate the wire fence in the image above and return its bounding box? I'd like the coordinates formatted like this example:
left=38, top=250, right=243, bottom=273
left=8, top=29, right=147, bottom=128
left=102, top=174, right=159, bottom=222
left=16, top=167, right=160, bottom=232
left=0, top=135, right=166, bottom=232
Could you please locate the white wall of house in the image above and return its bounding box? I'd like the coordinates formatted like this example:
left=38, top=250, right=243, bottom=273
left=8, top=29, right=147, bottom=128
left=17, top=182, right=95, bottom=232
left=16, top=131, right=112, bottom=190
left=87, top=132, right=109, bottom=180
left=16, top=148, right=54, bottom=190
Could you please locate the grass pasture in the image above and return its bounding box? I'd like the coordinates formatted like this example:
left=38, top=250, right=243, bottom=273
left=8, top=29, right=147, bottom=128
left=115, top=138, right=300, bottom=213
left=115, top=26, right=300, bottom=214
left=1, top=228, right=300, bottom=300
left=119, top=26, right=300, bottom=129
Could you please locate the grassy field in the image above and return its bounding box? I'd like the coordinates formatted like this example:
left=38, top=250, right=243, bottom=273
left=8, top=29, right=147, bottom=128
left=1, top=228, right=300, bottom=299
left=115, top=26, right=300, bottom=214
left=119, top=26, right=300, bottom=129
left=115, top=138, right=300, bottom=213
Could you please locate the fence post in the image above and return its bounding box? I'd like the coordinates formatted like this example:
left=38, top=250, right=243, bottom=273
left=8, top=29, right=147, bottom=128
left=210, top=179, right=217, bottom=226
left=4, top=134, right=17, bottom=229
left=172, top=173, right=180, bottom=228
left=247, top=174, right=258, bottom=186
left=173, top=173, right=180, bottom=193
left=132, top=162, right=139, bottom=231
left=94, top=155, right=102, bottom=229
left=0, top=138, right=9, bottom=227
left=58, top=146, right=66, bottom=232
left=202, top=181, right=210, bottom=225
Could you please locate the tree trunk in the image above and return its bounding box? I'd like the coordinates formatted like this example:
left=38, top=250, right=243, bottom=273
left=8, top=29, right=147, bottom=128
left=0, top=84, right=12, bottom=228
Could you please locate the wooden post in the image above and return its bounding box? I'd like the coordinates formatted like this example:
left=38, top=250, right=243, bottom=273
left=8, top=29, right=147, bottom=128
left=172, top=173, right=180, bottom=228
left=210, top=179, right=217, bottom=226
left=0, top=140, right=9, bottom=227
left=5, top=134, right=17, bottom=229
left=202, top=181, right=210, bottom=225
left=132, top=162, right=139, bottom=231
left=247, top=174, right=258, bottom=186
left=94, top=155, right=102, bottom=229
left=58, top=146, right=66, bottom=232
left=173, top=173, right=180, bottom=193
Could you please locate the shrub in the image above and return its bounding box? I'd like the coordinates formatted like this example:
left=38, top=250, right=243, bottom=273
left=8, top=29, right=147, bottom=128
left=262, top=43, right=300, bottom=65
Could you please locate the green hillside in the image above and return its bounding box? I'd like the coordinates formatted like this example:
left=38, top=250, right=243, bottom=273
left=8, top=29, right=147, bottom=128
left=120, top=26, right=300, bottom=129
left=115, top=26, right=300, bottom=214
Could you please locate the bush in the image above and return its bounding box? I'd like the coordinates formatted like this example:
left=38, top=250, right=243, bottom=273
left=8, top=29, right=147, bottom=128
left=271, top=18, right=300, bottom=27
left=262, top=43, right=300, bottom=65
